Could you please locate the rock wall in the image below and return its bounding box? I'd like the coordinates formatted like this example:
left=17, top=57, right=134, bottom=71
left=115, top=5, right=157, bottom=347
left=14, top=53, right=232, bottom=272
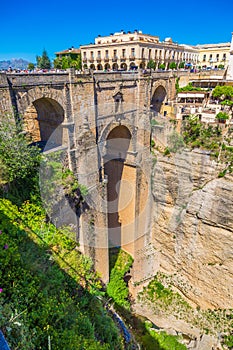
left=150, top=149, right=233, bottom=309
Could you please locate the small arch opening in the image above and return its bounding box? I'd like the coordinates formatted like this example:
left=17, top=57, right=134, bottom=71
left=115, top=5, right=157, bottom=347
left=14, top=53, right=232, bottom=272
left=151, top=85, right=167, bottom=113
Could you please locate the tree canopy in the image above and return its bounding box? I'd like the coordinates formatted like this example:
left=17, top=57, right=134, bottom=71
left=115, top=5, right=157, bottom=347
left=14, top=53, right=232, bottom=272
left=53, top=54, right=82, bottom=70
left=36, top=49, right=51, bottom=69
left=147, top=59, right=156, bottom=70
left=0, top=114, right=40, bottom=185
left=212, top=85, right=233, bottom=101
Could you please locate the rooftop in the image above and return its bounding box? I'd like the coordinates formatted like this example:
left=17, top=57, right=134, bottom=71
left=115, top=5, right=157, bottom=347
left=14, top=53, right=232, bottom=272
left=196, top=42, right=230, bottom=49
left=55, top=47, right=80, bottom=55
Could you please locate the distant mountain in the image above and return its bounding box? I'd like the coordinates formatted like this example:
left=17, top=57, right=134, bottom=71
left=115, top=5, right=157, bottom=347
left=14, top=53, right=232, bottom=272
left=0, top=58, right=30, bottom=70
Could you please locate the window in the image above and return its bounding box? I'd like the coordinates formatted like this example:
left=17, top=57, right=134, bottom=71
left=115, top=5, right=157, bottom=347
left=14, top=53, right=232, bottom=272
left=97, top=51, right=101, bottom=58
left=113, top=49, right=117, bottom=58
left=203, top=54, right=206, bottom=62
left=105, top=50, right=109, bottom=58
left=141, top=48, right=144, bottom=58
left=90, top=51, right=94, bottom=59
left=122, top=49, right=126, bottom=57
left=223, top=53, right=226, bottom=61
left=209, top=54, right=212, bottom=61
left=216, top=54, right=219, bottom=61
left=83, top=52, right=86, bottom=59
left=131, top=48, right=135, bottom=57
left=149, top=49, right=151, bottom=59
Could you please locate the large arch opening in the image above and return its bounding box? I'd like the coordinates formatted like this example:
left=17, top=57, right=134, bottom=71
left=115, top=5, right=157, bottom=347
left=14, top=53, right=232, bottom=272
left=104, top=125, right=135, bottom=251
left=23, top=97, right=65, bottom=150
left=151, top=85, right=167, bottom=113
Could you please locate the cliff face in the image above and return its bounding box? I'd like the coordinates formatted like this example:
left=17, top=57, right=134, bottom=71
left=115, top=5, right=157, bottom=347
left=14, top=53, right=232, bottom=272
left=151, top=149, right=233, bottom=309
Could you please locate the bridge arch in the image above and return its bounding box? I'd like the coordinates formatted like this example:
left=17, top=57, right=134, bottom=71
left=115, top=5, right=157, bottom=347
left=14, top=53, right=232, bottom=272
left=17, top=87, right=66, bottom=148
left=104, top=125, right=133, bottom=249
left=100, top=124, right=135, bottom=257
left=151, top=80, right=167, bottom=113
left=99, top=120, right=135, bottom=150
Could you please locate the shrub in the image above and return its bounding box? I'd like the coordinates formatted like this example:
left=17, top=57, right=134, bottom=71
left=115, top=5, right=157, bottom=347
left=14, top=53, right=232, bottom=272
left=107, top=250, right=133, bottom=309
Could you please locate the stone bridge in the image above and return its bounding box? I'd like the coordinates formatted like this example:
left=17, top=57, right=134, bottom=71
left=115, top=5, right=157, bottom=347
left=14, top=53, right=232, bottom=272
left=0, top=68, right=224, bottom=284
left=1, top=69, right=232, bottom=312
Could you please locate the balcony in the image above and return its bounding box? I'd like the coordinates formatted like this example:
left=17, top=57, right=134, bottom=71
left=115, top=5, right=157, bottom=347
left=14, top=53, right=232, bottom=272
left=129, top=55, right=136, bottom=60
left=120, top=56, right=126, bottom=61
left=89, top=58, right=94, bottom=62
left=112, top=56, right=118, bottom=62
left=82, top=58, right=87, bottom=63
left=104, top=57, right=109, bottom=62
left=96, top=57, right=102, bottom=62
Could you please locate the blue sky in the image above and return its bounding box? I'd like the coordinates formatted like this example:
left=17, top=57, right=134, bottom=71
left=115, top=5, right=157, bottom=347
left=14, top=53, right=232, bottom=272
left=1, top=0, right=233, bottom=62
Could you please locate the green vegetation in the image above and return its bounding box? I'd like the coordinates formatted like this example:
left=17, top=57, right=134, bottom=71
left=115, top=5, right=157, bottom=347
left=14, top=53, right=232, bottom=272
left=39, top=151, right=88, bottom=219
left=147, top=59, right=156, bottom=70
left=0, top=115, right=123, bottom=349
left=144, top=322, right=187, bottom=350
left=53, top=54, right=82, bottom=70
left=159, top=63, right=165, bottom=70
left=212, top=85, right=233, bottom=101
left=175, top=78, right=202, bottom=93
left=36, top=49, right=51, bottom=69
left=181, top=116, right=222, bottom=150
left=169, top=62, right=177, bottom=70
left=216, top=111, right=229, bottom=121
left=107, top=249, right=133, bottom=309
left=139, top=273, right=233, bottom=348
left=178, top=62, right=185, bottom=69
left=27, top=62, right=35, bottom=70
left=150, top=118, right=160, bottom=126
left=176, top=82, right=202, bottom=92
left=0, top=114, right=41, bottom=205
left=0, top=199, right=122, bottom=349
left=180, top=116, right=233, bottom=174
left=142, top=274, right=191, bottom=312
left=0, top=114, right=40, bottom=185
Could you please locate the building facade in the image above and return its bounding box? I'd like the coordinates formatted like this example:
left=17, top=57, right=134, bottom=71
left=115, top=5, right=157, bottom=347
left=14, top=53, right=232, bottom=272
left=196, top=42, right=231, bottom=69
left=80, top=30, right=199, bottom=71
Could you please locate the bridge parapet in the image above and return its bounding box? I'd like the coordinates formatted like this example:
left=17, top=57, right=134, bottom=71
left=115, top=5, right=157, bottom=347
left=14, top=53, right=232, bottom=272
left=4, top=72, right=69, bottom=87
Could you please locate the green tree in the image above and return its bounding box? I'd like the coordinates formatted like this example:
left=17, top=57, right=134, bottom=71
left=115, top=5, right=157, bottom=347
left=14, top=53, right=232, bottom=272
left=212, top=85, right=233, bottom=122
left=27, top=62, right=35, bottom=70
left=212, top=85, right=233, bottom=101
left=159, top=63, right=165, bottom=70
left=77, top=53, right=82, bottom=70
left=147, top=59, right=156, bottom=70
left=169, top=62, right=177, bottom=70
left=53, top=54, right=82, bottom=70
left=36, top=49, right=51, bottom=69
left=178, top=61, right=185, bottom=69
left=53, top=57, right=63, bottom=69
left=0, top=113, right=40, bottom=185
left=215, top=111, right=229, bottom=121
